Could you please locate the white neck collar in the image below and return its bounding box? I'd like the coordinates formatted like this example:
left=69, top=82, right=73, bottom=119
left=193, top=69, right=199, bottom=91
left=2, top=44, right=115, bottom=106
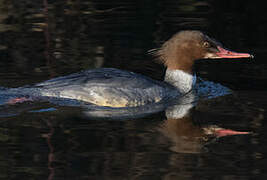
left=164, top=69, right=196, bottom=94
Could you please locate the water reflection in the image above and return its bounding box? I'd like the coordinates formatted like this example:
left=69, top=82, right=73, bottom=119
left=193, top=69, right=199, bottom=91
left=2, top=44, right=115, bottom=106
left=158, top=92, right=250, bottom=153
left=41, top=119, right=55, bottom=180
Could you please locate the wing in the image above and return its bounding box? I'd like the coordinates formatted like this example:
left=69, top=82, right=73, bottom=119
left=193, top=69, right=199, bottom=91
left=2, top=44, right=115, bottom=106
left=34, top=68, right=177, bottom=107
left=35, top=68, right=161, bottom=89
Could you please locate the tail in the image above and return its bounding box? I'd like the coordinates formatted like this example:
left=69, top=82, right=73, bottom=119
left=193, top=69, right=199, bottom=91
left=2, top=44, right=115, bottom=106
left=0, top=87, right=35, bottom=105
left=0, top=87, right=19, bottom=105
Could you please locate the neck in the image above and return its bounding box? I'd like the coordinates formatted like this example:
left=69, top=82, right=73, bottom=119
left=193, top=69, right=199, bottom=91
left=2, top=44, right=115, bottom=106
left=164, top=69, right=196, bottom=94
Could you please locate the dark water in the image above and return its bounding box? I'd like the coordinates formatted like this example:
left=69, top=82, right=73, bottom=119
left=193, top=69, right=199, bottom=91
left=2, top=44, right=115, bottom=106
left=0, top=0, right=267, bottom=179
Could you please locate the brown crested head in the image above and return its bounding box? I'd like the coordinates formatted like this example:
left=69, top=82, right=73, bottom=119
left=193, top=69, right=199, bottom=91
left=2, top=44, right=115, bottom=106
left=151, top=30, right=253, bottom=74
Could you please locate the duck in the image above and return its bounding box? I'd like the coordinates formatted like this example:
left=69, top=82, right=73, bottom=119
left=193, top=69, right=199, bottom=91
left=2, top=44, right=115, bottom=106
left=3, top=30, right=253, bottom=108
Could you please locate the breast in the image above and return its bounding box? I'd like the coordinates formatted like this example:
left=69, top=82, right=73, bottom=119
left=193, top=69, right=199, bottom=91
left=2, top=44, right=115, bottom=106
left=36, top=68, right=178, bottom=107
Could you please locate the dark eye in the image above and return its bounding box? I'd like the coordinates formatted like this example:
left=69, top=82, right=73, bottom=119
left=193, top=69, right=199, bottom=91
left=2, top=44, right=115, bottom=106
left=203, top=42, right=210, bottom=48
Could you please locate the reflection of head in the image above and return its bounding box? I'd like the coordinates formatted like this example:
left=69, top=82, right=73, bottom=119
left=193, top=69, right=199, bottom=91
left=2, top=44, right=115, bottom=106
left=158, top=116, right=206, bottom=154
left=159, top=90, right=250, bottom=154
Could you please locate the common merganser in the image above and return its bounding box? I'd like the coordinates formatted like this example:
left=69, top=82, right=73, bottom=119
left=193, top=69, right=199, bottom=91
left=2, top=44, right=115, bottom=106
left=2, top=30, right=253, bottom=108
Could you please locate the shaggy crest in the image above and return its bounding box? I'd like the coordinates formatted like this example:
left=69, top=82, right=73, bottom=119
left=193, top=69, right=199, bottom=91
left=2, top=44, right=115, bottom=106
left=148, top=31, right=207, bottom=73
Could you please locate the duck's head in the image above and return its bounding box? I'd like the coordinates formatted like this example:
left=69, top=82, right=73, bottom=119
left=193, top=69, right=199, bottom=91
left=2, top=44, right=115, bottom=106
left=154, top=30, right=253, bottom=74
